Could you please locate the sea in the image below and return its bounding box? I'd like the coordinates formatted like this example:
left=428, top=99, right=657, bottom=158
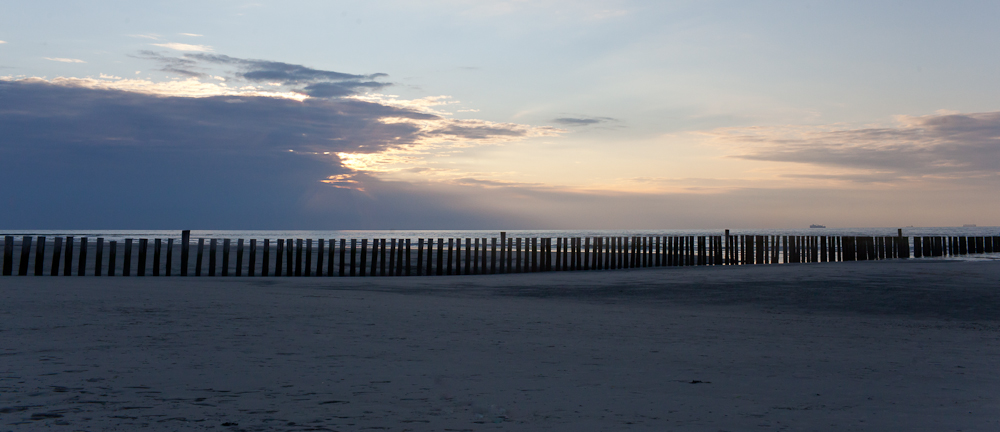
left=2, top=227, right=998, bottom=242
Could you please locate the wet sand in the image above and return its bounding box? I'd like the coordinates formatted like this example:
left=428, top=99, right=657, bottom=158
left=2, top=259, right=999, bottom=431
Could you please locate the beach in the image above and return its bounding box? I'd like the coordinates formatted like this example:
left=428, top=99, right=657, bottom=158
left=2, top=259, right=999, bottom=431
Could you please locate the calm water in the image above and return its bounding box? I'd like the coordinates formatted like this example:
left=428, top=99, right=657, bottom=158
left=2, top=227, right=998, bottom=242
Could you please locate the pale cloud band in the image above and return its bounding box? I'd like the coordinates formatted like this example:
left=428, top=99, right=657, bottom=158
left=44, top=57, right=86, bottom=63
left=152, top=42, right=213, bottom=52
left=708, top=111, right=1000, bottom=187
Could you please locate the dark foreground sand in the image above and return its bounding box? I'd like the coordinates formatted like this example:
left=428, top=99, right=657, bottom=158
left=2, top=259, right=999, bottom=431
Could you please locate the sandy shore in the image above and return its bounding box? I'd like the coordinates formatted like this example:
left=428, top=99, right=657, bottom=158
left=2, top=259, right=999, bottom=431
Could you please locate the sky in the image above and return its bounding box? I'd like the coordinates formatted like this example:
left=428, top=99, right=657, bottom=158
left=2, top=0, right=999, bottom=229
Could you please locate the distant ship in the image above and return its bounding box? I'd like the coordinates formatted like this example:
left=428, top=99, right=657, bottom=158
left=963, top=224, right=977, bottom=227
left=809, top=224, right=826, bottom=228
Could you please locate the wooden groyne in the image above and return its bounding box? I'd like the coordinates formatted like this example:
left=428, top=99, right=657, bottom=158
left=2, top=230, right=997, bottom=277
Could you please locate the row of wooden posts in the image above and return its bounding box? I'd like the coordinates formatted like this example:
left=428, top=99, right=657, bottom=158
left=2, top=230, right=998, bottom=277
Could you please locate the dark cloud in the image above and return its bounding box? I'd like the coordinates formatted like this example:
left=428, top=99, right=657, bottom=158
left=301, top=81, right=389, bottom=98
left=0, top=76, right=580, bottom=228
left=725, top=111, right=1000, bottom=184
left=552, top=116, right=617, bottom=126
left=133, top=51, right=205, bottom=78
left=0, top=79, right=538, bottom=228
left=135, top=52, right=391, bottom=97
left=186, top=53, right=387, bottom=85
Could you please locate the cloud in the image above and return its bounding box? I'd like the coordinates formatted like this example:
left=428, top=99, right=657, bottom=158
left=186, top=53, right=385, bottom=85
left=179, top=33, right=203, bottom=37
left=710, top=110, right=1000, bottom=185
left=301, top=81, right=389, bottom=97
left=44, top=57, right=86, bottom=63
left=128, top=34, right=160, bottom=40
left=151, top=42, right=213, bottom=52
left=0, top=40, right=6, bottom=44
left=0, top=76, right=560, bottom=228
left=133, top=50, right=204, bottom=77
left=1, top=76, right=997, bottom=228
left=552, top=116, right=617, bottom=126
left=136, top=52, right=390, bottom=98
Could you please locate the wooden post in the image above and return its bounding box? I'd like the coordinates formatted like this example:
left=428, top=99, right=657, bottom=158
left=510, top=238, right=518, bottom=272
left=248, top=239, right=256, bottom=276
left=313, top=239, right=322, bottom=277
left=208, top=239, right=217, bottom=276
left=153, top=239, right=162, bottom=276
left=507, top=238, right=514, bottom=273
left=328, top=239, right=336, bottom=276
left=377, top=239, right=385, bottom=276
left=473, top=238, right=480, bottom=274
left=527, top=238, right=534, bottom=272
left=471, top=237, right=486, bottom=274
left=347, top=239, right=356, bottom=276
left=574, top=237, right=580, bottom=270
left=602, top=237, right=608, bottom=269
left=180, top=230, right=190, bottom=276
left=594, top=238, right=601, bottom=270
left=491, top=238, right=497, bottom=274
left=1, top=236, right=12, bottom=276
left=293, top=239, right=302, bottom=276
left=95, top=238, right=104, bottom=276
left=568, top=238, right=575, bottom=271
left=35, top=236, right=46, bottom=276
left=387, top=239, right=395, bottom=276
left=340, top=239, right=347, bottom=277
left=107, top=241, right=117, bottom=276
left=194, top=238, right=204, bottom=276
left=303, top=239, right=311, bottom=277
left=426, top=239, right=434, bottom=276
left=555, top=238, right=562, bottom=270
left=286, top=239, right=294, bottom=276
left=63, top=237, right=74, bottom=276
left=166, top=238, right=174, bottom=275
left=463, top=238, right=471, bottom=274
left=219, top=239, right=230, bottom=276
left=275, top=239, right=284, bottom=276
left=416, top=239, right=424, bottom=276
left=395, top=239, right=403, bottom=276
left=499, top=232, right=507, bottom=273
left=913, top=236, right=923, bottom=258
left=262, top=239, right=271, bottom=276
left=405, top=239, right=411, bottom=276
left=49, top=237, right=62, bottom=276
left=758, top=235, right=766, bottom=265
left=120, top=238, right=131, bottom=276
left=445, top=238, right=455, bottom=276
left=374, top=239, right=384, bottom=276
left=359, top=239, right=368, bottom=277
left=434, top=238, right=442, bottom=275
left=585, top=237, right=600, bottom=270
left=820, top=236, right=827, bottom=262
left=235, top=239, right=244, bottom=276
left=17, top=236, right=31, bottom=276
left=136, top=238, right=146, bottom=276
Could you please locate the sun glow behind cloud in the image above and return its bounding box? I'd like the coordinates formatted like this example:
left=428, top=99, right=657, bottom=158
left=152, top=42, right=213, bottom=52
left=2, top=76, right=308, bottom=101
